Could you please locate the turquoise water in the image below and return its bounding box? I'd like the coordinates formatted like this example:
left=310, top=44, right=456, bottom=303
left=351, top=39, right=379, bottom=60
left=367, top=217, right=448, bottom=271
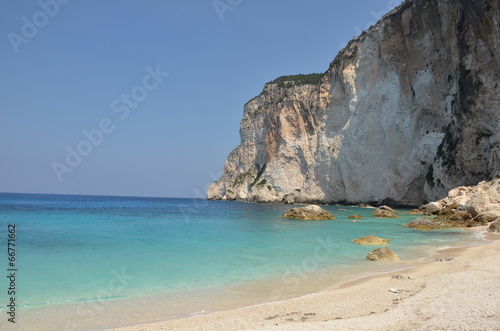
left=0, top=193, right=484, bottom=328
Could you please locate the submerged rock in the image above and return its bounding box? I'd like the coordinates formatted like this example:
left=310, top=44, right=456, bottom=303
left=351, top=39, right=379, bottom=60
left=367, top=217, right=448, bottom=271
left=405, top=218, right=445, bottom=231
left=348, top=215, right=364, bottom=219
left=366, top=247, right=400, bottom=262
left=373, top=206, right=398, bottom=218
left=352, top=235, right=389, bottom=245
left=282, top=205, right=334, bottom=220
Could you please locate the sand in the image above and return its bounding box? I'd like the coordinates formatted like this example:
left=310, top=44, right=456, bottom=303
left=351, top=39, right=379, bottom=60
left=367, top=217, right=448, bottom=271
left=111, top=231, right=500, bottom=331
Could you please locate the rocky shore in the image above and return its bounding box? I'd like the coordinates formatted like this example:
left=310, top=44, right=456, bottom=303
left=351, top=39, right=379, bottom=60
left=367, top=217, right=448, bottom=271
left=411, top=179, right=500, bottom=232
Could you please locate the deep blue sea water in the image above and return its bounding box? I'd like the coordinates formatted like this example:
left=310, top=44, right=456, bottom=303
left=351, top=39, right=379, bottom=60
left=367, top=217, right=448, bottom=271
left=0, top=193, right=485, bottom=329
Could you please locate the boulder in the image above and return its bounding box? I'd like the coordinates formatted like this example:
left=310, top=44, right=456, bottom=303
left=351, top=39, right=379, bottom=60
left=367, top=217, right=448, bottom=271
left=359, top=204, right=373, bottom=208
left=379, top=205, right=397, bottom=212
left=366, top=247, right=400, bottom=262
left=420, top=202, right=442, bottom=215
left=282, top=205, right=334, bottom=220
left=473, top=212, right=500, bottom=224
left=435, top=206, right=456, bottom=220
left=446, top=211, right=473, bottom=223
left=348, top=215, right=364, bottom=219
left=488, top=220, right=500, bottom=233
left=464, top=191, right=491, bottom=215
left=352, top=235, right=390, bottom=245
left=405, top=218, right=445, bottom=231
left=373, top=206, right=398, bottom=218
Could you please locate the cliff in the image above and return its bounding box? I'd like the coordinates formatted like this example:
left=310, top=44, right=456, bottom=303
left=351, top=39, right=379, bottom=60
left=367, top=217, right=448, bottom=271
left=207, top=0, right=500, bottom=206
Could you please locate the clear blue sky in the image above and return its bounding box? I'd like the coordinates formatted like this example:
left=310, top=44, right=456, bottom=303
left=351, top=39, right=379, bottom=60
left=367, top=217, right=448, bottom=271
left=0, top=0, right=402, bottom=198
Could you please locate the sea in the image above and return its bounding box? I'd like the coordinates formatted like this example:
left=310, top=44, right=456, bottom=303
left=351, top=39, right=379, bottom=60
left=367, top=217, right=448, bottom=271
left=0, top=193, right=487, bottom=330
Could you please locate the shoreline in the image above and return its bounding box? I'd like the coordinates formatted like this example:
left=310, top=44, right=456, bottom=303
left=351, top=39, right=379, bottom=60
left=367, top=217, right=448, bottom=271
left=111, top=228, right=500, bottom=331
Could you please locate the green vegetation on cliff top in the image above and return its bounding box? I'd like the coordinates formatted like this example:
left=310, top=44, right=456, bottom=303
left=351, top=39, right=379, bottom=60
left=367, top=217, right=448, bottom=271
left=266, top=73, right=323, bottom=87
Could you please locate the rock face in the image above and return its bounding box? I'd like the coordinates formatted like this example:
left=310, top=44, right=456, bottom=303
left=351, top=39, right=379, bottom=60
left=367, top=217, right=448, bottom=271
left=282, top=189, right=300, bottom=204
left=366, top=247, right=400, bottom=262
left=353, top=235, right=390, bottom=245
left=207, top=0, right=500, bottom=205
left=373, top=206, right=398, bottom=218
left=405, top=217, right=446, bottom=231
left=282, top=205, right=334, bottom=220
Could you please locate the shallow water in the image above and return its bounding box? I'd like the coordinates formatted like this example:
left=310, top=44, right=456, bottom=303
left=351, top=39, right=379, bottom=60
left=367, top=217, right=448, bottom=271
left=0, top=193, right=485, bottom=330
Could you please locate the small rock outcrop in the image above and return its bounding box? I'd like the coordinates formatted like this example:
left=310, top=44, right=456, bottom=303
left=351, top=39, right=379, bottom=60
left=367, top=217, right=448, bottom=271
left=405, top=218, right=446, bottom=231
left=282, top=205, right=334, bottom=220
left=488, top=221, right=500, bottom=233
left=366, top=247, right=400, bottom=262
left=348, top=215, right=364, bottom=219
left=373, top=206, right=398, bottom=218
left=353, top=235, right=390, bottom=245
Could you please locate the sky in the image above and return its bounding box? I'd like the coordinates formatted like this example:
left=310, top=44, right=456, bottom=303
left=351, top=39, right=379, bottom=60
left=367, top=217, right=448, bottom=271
left=0, top=0, right=403, bottom=198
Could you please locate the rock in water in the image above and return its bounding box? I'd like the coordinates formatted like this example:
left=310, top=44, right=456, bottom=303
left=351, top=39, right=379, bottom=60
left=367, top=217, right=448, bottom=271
left=405, top=218, right=445, bottom=231
left=352, top=235, right=390, bottom=245
left=373, top=206, right=398, bottom=218
left=366, top=247, right=400, bottom=262
left=348, top=215, right=364, bottom=219
left=282, top=205, right=334, bottom=220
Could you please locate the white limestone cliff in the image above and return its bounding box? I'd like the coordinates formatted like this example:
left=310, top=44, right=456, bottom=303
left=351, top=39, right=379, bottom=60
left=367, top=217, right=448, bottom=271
left=208, top=0, right=500, bottom=206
